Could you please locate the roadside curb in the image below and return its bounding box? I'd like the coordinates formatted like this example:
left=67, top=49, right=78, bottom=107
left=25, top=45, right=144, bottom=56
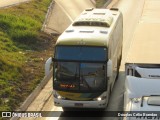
left=10, top=70, right=52, bottom=120
left=18, top=70, right=52, bottom=112
left=41, top=0, right=55, bottom=32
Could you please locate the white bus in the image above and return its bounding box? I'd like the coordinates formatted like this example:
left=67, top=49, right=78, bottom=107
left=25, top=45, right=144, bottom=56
left=45, top=8, right=123, bottom=110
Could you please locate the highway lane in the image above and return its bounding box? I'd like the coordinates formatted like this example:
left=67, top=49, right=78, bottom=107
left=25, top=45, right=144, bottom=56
left=55, top=0, right=94, bottom=21
left=45, top=0, right=94, bottom=33
left=117, top=0, right=145, bottom=70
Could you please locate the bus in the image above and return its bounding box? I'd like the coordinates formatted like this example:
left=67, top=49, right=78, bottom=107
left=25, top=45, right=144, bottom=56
left=45, top=8, right=123, bottom=110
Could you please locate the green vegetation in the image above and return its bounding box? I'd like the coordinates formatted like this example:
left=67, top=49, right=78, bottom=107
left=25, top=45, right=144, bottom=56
left=95, top=0, right=108, bottom=8
left=0, top=0, right=54, bottom=113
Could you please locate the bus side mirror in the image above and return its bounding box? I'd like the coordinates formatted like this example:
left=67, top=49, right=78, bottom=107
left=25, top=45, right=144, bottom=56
left=45, top=57, right=53, bottom=76
left=107, top=59, right=113, bottom=77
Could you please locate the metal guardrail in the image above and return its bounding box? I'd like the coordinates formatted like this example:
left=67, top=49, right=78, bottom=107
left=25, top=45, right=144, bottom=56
left=41, top=0, right=55, bottom=32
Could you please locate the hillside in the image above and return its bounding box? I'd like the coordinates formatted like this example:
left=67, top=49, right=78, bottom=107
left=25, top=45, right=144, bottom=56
left=0, top=0, right=56, bottom=112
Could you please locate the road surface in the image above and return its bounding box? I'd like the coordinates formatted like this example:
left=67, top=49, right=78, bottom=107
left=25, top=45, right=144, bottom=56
left=55, top=0, right=94, bottom=20
left=45, top=0, right=94, bottom=33
left=0, top=0, right=30, bottom=8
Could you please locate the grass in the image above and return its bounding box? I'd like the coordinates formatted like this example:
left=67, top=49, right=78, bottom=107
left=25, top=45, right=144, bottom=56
left=0, top=0, right=54, bottom=114
left=95, top=0, right=108, bottom=8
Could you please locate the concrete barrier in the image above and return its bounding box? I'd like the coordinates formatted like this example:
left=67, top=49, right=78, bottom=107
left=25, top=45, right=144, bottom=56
left=10, top=69, right=53, bottom=120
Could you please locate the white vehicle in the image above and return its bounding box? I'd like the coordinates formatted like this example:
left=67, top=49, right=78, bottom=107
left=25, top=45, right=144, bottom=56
left=125, top=75, right=160, bottom=109
left=125, top=63, right=160, bottom=120
left=45, top=8, right=123, bottom=110
left=124, top=0, right=160, bottom=119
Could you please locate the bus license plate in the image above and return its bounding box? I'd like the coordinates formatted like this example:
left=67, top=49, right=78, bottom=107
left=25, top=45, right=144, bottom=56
left=75, top=103, right=83, bottom=107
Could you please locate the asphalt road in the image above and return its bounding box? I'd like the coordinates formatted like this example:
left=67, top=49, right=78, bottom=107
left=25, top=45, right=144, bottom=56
left=45, top=0, right=94, bottom=33
left=55, top=0, right=94, bottom=20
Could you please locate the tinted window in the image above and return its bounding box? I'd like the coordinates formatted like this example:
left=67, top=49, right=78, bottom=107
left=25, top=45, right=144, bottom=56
left=53, top=62, right=106, bottom=92
left=55, top=46, right=107, bottom=61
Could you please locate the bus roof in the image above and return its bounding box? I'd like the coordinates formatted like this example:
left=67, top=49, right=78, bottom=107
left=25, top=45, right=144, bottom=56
left=56, top=8, right=121, bottom=47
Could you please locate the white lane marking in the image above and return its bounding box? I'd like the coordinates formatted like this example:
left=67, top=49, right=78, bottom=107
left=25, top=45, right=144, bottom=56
left=55, top=0, right=74, bottom=22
